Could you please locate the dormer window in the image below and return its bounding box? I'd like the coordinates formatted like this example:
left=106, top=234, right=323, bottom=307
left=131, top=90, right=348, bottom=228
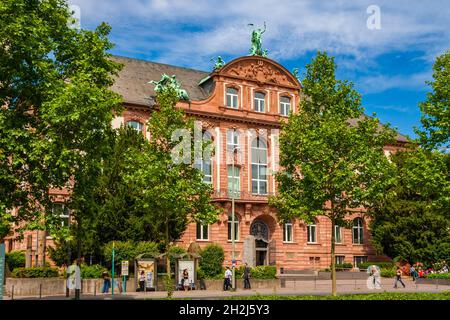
left=226, top=87, right=238, bottom=109
left=280, top=96, right=291, bottom=116
left=254, top=92, right=265, bottom=113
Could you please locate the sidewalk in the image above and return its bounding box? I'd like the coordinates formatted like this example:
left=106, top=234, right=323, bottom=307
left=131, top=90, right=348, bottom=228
left=5, top=278, right=449, bottom=300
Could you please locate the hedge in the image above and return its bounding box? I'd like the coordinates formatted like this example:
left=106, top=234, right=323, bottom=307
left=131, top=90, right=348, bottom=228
left=103, top=241, right=159, bottom=268
left=80, top=264, right=107, bottom=279
left=380, top=268, right=396, bottom=278
left=358, top=262, right=394, bottom=270
left=199, top=244, right=224, bottom=279
left=249, top=266, right=277, bottom=279
left=11, top=267, right=59, bottom=278
left=425, top=273, right=450, bottom=279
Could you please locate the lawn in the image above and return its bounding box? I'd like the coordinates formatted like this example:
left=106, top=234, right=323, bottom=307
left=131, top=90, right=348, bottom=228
left=226, top=291, right=450, bottom=300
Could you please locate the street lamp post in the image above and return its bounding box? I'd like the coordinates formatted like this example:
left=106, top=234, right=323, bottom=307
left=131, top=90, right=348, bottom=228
left=231, top=147, right=237, bottom=291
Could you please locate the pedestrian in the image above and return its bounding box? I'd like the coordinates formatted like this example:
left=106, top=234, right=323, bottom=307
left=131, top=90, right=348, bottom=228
left=102, top=271, right=111, bottom=294
left=243, top=263, right=251, bottom=289
left=182, top=268, right=189, bottom=291
left=223, top=266, right=232, bottom=291
left=410, top=265, right=417, bottom=281
left=139, top=270, right=146, bottom=292
left=393, top=267, right=406, bottom=288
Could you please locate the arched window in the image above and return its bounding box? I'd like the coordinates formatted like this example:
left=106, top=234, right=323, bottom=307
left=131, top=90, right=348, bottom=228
left=251, top=138, right=268, bottom=195
left=226, top=87, right=238, bottom=109
left=254, top=92, right=265, bottom=112
left=126, top=120, right=143, bottom=132
left=194, top=131, right=212, bottom=184
left=228, top=215, right=240, bottom=241
left=352, top=218, right=364, bottom=244
left=307, top=221, right=317, bottom=243
left=280, top=96, right=291, bottom=116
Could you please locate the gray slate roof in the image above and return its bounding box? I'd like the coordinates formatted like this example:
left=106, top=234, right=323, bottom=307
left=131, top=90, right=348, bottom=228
left=110, top=55, right=210, bottom=106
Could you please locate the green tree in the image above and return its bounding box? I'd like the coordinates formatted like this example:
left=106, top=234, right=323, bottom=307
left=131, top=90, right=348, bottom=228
left=0, top=0, right=122, bottom=256
left=130, top=87, right=221, bottom=297
left=270, top=52, right=396, bottom=296
left=416, top=50, right=450, bottom=151
left=370, top=150, right=450, bottom=265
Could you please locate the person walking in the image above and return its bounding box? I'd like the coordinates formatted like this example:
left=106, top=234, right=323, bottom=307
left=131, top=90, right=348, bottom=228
left=410, top=265, right=417, bottom=281
left=393, top=267, right=406, bottom=288
left=182, top=268, right=189, bottom=291
left=101, top=271, right=111, bottom=294
left=243, top=263, right=251, bottom=289
left=223, top=266, right=232, bottom=291
left=139, top=270, right=146, bottom=292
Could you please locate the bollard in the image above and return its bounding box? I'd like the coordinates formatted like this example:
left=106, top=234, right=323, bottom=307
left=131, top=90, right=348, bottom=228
left=11, top=285, right=14, bottom=300
left=39, top=284, right=42, bottom=299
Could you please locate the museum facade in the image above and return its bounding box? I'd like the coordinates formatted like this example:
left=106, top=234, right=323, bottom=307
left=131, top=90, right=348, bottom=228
left=5, top=53, right=407, bottom=271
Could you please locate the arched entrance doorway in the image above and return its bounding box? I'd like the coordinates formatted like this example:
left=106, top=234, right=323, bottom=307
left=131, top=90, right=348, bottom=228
left=250, top=220, right=269, bottom=266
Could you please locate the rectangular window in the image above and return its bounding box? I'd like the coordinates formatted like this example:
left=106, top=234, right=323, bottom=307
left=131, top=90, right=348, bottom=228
left=280, top=96, right=291, bottom=116
left=307, top=224, right=316, bottom=243
left=283, top=223, right=293, bottom=242
left=254, top=92, right=265, bottom=112
left=335, top=225, right=342, bottom=243
left=228, top=166, right=240, bottom=198
left=194, top=159, right=212, bottom=184
left=196, top=223, right=209, bottom=240
left=52, top=203, right=70, bottom=227
left=251, top=164, right=267, bottom=195
left=335, top=256, right=345, bottom=265
left=228, top=218, right=239, bottom=241
left=354, top=256, right=368, bottom=267
left=226, top=129, right=239, bottom=152
left=226, top=88, right=238, bottom=109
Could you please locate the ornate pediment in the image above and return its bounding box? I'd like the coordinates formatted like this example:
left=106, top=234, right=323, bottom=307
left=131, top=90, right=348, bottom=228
left=221, top=57, right=300, bottom=88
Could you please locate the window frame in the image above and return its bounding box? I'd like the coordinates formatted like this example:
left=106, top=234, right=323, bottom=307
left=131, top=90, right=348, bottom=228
left=196, top=223, right=209, bottom=241
left=194, top=131, right=213, bottom=184
left=335, top=256, right=345, bottom=265
left=283, top=222, right=294, bottom=243
left=307, top=223, right=317, bottom=243
left=251, top=138, right=268, bottom=195
left=227, top=165, right=241, bottom=198
left=126, top=120, right=143, bottom=132
left=334, top=225, right=342, bottom=244
left=254, top=92, right=266, bottom=113
left=226, top=87, right=239, bottom=109
left=51, top=203, right=70, bottom=228
left=280, top=96, right=291, bottom=116
left=352, top=218, right=364, bottom=244
left=227, top=215, right=240, bottom=241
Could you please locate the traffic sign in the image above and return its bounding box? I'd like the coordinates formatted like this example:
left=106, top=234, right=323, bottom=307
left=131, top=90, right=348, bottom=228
left=121, top=261, right=129, bottom=276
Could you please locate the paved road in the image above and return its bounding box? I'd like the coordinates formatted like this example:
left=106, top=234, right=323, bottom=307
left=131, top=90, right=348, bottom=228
left=5, top=278, right=449, bottom=300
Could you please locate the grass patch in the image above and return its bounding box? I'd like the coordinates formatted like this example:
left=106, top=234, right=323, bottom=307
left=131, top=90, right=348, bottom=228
left=226, top=291, right=450, bottom=300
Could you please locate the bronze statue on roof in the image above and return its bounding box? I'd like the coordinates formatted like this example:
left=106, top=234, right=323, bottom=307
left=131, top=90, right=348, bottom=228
left=248, top=22, right=268, bottom=58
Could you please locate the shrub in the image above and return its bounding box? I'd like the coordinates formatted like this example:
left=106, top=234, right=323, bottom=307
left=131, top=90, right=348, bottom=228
left=11, top=267, right=59, bottom=278
left=358, top=262, right=394, bottom=270
left=103, top=241, right=159, bottom=268
left=380, top=268, right=396, bottom=278
left=80, top=264, right=107, bottom=279
left=250, top=266, right=277, bottom=279
left=47, top=241, right=78, bottom=267
left=5, top=251, right=26, bottom=270
left=168, top=245, right=187, bottom=270
left=335, top=263, right=353, bottom=269
left=425, top=273, right=450, bottom=279
left=199, top=244, right=224, bottom=279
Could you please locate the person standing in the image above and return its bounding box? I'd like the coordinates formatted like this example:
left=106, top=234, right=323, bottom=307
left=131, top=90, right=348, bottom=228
left=223, top=266, right=232, bottom=291
left=410, top=265, right=417, bottom=281
left=138, top=270, right=146, bottom=292
left=182, top=269, right=189, bottom=291
left=243, top=263, right=251, bottom=289
left=393, top=267, right=406, bottom=288
left=102, top=271, right=111, bottom=294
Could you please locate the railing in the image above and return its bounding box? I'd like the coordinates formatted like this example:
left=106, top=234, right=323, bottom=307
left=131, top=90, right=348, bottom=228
left=212, top=190, right=275, bottom=201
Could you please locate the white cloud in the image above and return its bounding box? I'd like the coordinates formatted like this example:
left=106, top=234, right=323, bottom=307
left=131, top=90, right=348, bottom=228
left=357, top=71, right=431, bottom=94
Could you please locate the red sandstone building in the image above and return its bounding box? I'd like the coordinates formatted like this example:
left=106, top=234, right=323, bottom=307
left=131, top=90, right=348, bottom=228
left=5, top=53, right=407, bottom=271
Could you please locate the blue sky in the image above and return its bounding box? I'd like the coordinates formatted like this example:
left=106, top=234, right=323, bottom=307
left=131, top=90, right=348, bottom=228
left=69, top=0, right=450, bottom=139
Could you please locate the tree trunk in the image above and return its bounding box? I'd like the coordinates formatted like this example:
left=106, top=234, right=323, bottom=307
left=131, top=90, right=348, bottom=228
left=330, top=214, right=337, bottom=297
left=165, top=220, right=173, bottom=298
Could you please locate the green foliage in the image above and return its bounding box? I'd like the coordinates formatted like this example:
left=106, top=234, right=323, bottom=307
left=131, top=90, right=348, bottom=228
left=425, top=273, right=450, bottom=279
left=0, top=0, right=122, bottom=241
left=103, top=241, right=159, bottom=268
left=47, top=241, right=79, bottom=267
left=380, top=268, right=397, bottom=278
left=417, top=50, right=450, bottom=151
left=227, top=292, right=450, bottom=300
left=11, top=267, right=59, bottom=278
left=357, top=262, right=394, bottom=270
left=370, top=150, right=450, bottom=265
left=80, top=264, right=107, bottom=279
left=249, top=266, right=277, bottom=279
left=5, top=251, right=26, bottom=270
left=199, top=244, right=225, bottom=279
left=335, top=263, right=353, bottom=269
